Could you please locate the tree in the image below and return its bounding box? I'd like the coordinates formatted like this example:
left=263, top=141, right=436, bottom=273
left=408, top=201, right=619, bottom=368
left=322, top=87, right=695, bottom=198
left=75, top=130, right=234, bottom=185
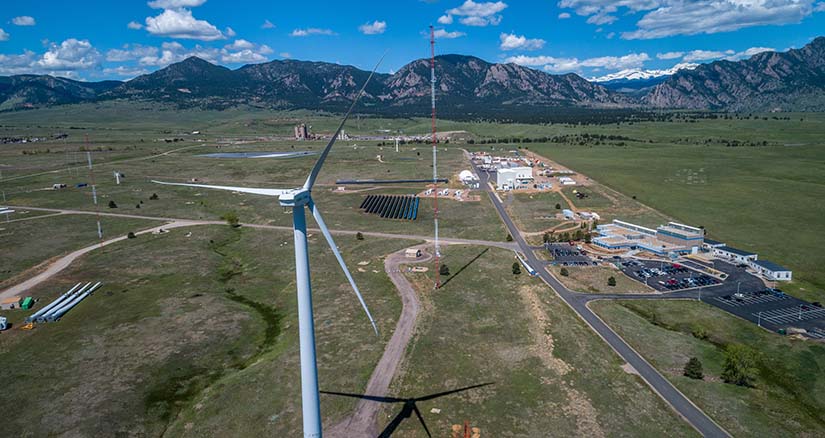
left=356, top=232, right=364, bottom=241
left=108, top=200, right=117, bottom=208
left=721, top=344, right=758, bottom=387
left=573, top=230, right=583, bottom=241
left=127, top=232, right=136, bottom=239
left=684, top=357, right=704, bottom=379
left=555, top=203, right=562, bottom=210
left=512, top=262, right=521, bottom=275
left=560, top=267, right=569, bottom=277
left=439, top=264, right=450, bottom=276
left=584, top=233, right=592, bottom=244
left=543, top=232, right=551, bottom=243
left=607, top=276, right=617, bottom=287
left=149, top=193, right=159, bottom=200
left=506, top=234, right=513, bottom=242
left=221, top=211, right=240, bottom=228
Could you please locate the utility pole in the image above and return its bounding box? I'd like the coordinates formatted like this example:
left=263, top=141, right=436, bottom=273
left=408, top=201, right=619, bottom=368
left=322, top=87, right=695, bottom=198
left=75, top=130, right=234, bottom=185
left=430, top=24, right=441, bottom=289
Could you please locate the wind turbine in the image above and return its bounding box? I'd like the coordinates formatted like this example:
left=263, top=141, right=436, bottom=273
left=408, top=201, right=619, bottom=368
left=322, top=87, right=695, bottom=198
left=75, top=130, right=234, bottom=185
left=152, top=56, right=384, bottom=438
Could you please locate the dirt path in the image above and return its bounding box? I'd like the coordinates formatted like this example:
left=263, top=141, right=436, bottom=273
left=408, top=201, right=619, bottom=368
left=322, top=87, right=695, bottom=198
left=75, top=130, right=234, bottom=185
left=327, top=245, right=431, bottom=437
left=0, top=220, right=196, bottom=300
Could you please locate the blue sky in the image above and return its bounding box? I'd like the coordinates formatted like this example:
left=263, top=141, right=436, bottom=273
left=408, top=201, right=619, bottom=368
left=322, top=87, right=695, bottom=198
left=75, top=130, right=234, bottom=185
left=1, top=0, right=824, bottom=81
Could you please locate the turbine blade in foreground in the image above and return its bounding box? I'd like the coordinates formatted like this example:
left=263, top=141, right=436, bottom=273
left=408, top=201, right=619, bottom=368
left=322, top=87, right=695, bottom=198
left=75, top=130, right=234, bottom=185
left=308, top=200, right=379, bottom=336
left=151, top=180, right=289, bottom=197
left=303, top=52, right=388, bottom=191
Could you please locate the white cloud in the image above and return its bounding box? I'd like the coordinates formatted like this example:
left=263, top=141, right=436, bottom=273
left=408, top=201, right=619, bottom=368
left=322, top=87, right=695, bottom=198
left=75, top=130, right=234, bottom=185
left=225, top=27, right=236, bottom=37
left=145, top=8, right=225, bottom=40
left=557, top=1, right=820, bottom=40
left=446, top=0, right=508, bottom=27
left=558, top=12, right=571, bottom=19
left=221, top=49, right=266, bottom=63
left=730, top=46, right=774, bottom=59
left=106, top=44, right=159, bottom=62
left=262, top=19, right=275, bottom=29
left=606, top=31, right=615, bottom=39
left=438, top=14, right=454, bottom=24
left=505, top=52, right=650, bottom=73
left=682, top=49, right=728, bottom=62
left=225, top=39, right=254, bottom=50
left=0, top=50, right=38, bottom=75
left=128, top=21, right=144, bottom=30
left=816, top=2, right=825, bottom=11
left=12, top=16, right=36, bottom=26
left=0, top=28, right=8, bottom=41
left=499, top=32, right=545, bottom=51
left=280, top=52, right=291, bottom=58
left=290, top=28, right=336, bottom=37
left=433, top=28, right=466, bottom=39
left=103, top=66, right=150, bottom=78
left=36, top=38, right=101, bottom=71
left=656, top=51, right=683, bottom=60
left=359, top=20, right=387, bottom=35
left=147, top=0, right=207, bottom=9
left=138, top=41, right=220, bottom=66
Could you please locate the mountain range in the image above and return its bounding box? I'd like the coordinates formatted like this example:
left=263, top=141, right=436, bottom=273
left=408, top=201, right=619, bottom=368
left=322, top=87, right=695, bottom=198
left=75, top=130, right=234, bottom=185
left=1, top=37, right=824, bottom=114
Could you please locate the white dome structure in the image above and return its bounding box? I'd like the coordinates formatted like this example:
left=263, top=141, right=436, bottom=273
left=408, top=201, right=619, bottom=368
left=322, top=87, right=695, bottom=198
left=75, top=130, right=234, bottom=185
left=459, top=170, right=477, bottom=182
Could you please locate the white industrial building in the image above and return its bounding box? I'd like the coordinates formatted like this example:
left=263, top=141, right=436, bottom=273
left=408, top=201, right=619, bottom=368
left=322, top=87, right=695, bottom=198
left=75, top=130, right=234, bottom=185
left=496, top=166, right=533, bottom=190
left=458, top=170, right=479, bottom=188
left=751, top=260, right=793, bottom=281
left=558, top=176, right=576, bottom=186
left=712, top=246, right=758, bottom=264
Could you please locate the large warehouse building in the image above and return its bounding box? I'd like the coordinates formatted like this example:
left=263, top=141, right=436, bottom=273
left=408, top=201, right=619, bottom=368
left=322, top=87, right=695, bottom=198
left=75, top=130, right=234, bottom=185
left=495, top=165, right=533, bottom=190
left=593, top=220, right=703, bottom=256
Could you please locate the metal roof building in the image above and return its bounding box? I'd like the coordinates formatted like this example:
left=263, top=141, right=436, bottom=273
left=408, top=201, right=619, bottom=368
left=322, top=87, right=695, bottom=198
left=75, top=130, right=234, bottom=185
left=751, top=259, right=793, bottom=281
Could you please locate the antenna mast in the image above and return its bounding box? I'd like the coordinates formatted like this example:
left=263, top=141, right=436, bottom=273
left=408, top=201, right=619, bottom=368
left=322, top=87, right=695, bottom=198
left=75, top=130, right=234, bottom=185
left=430, top=25, right=441, bottom=289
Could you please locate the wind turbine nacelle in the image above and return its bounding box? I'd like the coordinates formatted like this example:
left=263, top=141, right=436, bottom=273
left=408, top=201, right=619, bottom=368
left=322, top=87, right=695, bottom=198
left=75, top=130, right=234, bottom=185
left=279, top=189, right=311, bottom=207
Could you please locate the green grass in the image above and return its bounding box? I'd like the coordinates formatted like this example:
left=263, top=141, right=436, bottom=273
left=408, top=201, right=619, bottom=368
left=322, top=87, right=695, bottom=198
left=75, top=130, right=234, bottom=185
left=386, top=245, right=694, bottom=437
left=591, top=300, right=825, bottom=437
left=0, top=214, right=160, bottom=284
left=0, top=224, right=412, bottom=436
left=504, top=191, right=567, bottom=233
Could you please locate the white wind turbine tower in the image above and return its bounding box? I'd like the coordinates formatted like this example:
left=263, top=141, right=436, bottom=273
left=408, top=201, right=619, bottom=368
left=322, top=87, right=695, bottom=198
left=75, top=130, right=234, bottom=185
left=152, top=58, right=384, bottom=438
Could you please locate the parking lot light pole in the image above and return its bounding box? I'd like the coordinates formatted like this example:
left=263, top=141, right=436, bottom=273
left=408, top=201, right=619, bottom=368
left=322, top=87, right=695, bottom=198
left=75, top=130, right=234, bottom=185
left=758, top=311, right=762, bottom=327
left=736, top=281, right=741, bottom=294
left=800, top=305, right=803, bottom=321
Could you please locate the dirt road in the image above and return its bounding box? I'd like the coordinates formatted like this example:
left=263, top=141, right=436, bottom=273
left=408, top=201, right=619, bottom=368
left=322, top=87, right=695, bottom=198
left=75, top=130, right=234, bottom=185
left=327, top=245, right=430, bottom=437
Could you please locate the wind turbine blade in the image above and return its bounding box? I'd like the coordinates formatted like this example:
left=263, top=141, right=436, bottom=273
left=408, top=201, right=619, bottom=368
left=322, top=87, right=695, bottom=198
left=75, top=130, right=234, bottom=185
left=303, top=52, right=387, bottom=191
left=151, top=180, right=289, bottom=197
left=412, top=405, right=432, bottom=438
left=308, top=200, right=379, bottom=336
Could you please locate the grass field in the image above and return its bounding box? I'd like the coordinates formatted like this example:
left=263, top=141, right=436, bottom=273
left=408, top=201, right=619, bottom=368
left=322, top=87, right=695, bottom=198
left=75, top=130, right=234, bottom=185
left=0, top=224, right=412, bottom=436
left=383, top=245, right=694, bottom=437
left=549, top=265, right=654, bottom=294
left=504, top=191, right=567, bottom=233
left=591, top=300, right=825, bottom=437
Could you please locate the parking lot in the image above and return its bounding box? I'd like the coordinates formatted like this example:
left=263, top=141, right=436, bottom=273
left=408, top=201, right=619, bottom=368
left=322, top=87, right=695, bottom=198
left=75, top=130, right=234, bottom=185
left=544, top=243, right=597, bottom=266
left=709, top=287, right=825, bottom=338
left=619, top=259, right=721, bottom=291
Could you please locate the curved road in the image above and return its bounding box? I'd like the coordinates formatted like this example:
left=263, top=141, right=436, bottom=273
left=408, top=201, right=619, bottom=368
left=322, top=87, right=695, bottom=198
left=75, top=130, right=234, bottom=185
left=472, top=165, right=729, bottom=438
left=327, top=246, right=431, bottom=437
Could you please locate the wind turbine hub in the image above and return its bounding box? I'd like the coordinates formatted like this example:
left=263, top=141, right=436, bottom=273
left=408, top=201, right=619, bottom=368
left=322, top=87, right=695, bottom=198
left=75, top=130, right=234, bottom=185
left=279, top=188, right=311, bottom=207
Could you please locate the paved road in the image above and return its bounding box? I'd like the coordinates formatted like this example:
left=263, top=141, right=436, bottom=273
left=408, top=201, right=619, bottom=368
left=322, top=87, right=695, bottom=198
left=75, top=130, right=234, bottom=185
left=327, top=246, right=431, bottom=437
left=472, top=165, right=729, bottom=438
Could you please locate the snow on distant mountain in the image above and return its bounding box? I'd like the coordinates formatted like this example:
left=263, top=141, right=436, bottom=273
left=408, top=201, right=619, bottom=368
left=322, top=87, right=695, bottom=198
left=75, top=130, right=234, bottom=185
left=590, top=63, right=699, bottom=83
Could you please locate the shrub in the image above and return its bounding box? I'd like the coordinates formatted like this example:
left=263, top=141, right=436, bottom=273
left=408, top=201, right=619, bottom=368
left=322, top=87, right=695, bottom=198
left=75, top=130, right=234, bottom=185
left=684, top=357, right=704, bottom=380
left=721, top=344, right=758, bottom=387
left=221, top=212, right=240, bottom=228
left=127, top=232, right=136, bottom=239
left=439, top=264, right=450, bottom=276
left=356, top=232, right=364, bottom=241
left=560, top=267, right=569, bottom=277
left=607, top=276, right=617, bottom=287
left=506, top=234, right=513, bottom=242
left=149, top=193, right=159, bottom=200
left=108, top=200, right=117, bottom=208
left=512, top=262, right=521, bottom=275
left=555, top=203, right=562, bottom=209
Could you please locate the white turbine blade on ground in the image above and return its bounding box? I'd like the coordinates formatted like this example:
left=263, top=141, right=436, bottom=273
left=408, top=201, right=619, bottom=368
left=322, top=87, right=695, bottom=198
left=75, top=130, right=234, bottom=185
left=308, top=199, right=379, bottom=336
left=151, top=180, right=289, bottom=197
left=303, top=52, right=388, bottom=191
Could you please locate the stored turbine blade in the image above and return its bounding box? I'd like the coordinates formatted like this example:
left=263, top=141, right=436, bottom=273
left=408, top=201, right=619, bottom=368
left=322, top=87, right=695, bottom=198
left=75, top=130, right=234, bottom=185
left=412, top=404, right=432, bottom=438
left=151, top=180, right=289, bottom=197
left=308, top=200, right=379, bottom=335
left=303, top=52, right=387, bottom=191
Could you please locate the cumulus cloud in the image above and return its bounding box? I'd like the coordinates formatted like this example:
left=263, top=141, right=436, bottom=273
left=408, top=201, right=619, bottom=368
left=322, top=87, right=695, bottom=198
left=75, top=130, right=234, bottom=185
left=505, top=52, right=650, bottom=73
left=145, top=8, right=225, bottom=40
left=446, top=0, right=508, bottom=26
left=816, top=1, right=825, bottom=11
left=36, top=38, right=101, bottom=71
left=438, top=14, right=454, bottom=24
left=12, top=16, right=36, bottom=26
left=0, top=50, right=38, bottom=75
left=682, top=49, right=730, bottom=62
left=225, top=39, right=254, bottom=50
left=557, top=0, right=820, bottom=40
left=106, top=44, right=159, bottom=62
left=656, top=51, right=683, bottom=60
left=128, top=21, right=143, bottom=30
left=499, top=32, right=545, bottom=51
left=0, top=28, right=8, bottom=41
left=262, top=19, right=275, bottom=29
left=280, top=52, right=291, bottom=58
left=138, top=41, right=219, bottom=66
left=433, top=28, right=466, bottom=39
left=147, top=0, right=207, bottom=8
left=558, top=12, right=571, bottom=19
left=132, top=39, right=273, bottom=66
left=102, top=66, right=150, bottom=78
left=359, top=20, right=387, bottom=35
left=290, top=28, right=336, bottom=37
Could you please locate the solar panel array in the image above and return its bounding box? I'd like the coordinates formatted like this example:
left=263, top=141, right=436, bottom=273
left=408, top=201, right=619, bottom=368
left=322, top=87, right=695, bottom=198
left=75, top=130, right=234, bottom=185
left=359, top=195, right=420, bottom=220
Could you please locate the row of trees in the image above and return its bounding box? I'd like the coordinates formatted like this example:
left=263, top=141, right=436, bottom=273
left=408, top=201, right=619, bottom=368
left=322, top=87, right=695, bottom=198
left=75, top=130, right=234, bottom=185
left=682, top=344, right=758, bottom=387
